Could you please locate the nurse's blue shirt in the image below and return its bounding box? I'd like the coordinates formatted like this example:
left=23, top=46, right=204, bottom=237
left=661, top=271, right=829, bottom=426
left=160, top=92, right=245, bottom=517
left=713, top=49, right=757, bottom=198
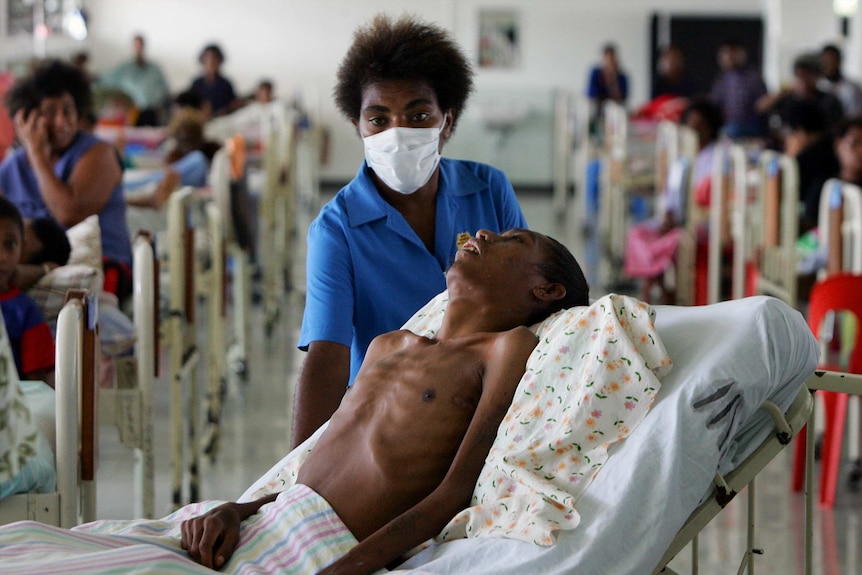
left=299, top=158, right=527, bottom=384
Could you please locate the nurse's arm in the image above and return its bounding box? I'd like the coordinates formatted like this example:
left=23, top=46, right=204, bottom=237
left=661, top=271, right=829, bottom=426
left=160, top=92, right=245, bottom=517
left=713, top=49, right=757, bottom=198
left=290, top=341, right=350, bottom=448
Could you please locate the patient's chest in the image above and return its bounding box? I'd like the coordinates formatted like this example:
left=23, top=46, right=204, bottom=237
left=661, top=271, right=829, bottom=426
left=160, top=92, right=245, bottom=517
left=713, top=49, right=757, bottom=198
left=355, top=334, right=485, bottom=416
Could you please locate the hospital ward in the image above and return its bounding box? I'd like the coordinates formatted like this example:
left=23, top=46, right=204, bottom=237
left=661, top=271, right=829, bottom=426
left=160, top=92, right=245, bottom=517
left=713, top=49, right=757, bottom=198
left=2, top=0, right=862, bottom=573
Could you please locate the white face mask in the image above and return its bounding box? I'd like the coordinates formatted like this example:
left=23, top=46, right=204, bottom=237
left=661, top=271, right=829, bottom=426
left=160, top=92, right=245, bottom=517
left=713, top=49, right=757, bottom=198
left=363, top=119, right=447, bottom=194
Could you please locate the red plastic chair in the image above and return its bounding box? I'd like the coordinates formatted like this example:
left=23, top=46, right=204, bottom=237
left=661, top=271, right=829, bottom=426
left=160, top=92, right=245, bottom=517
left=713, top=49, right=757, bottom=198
left=791, top=273, right=862, bottom=507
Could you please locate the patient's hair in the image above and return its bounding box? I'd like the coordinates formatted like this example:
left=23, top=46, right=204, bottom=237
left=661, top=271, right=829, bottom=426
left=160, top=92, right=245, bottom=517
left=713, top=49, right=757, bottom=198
left=835, top=116, right=862, bottom=139
left=334, top=14, right=474, bottom=132
left=784, top=99, right=827, bottom=134
left=26, top=218, right=71, bottom=266
left=5, top=59, right=92, bottom=118
left=529, top=232, right=590, bottom=324
left=0, top=196, right=24, bottom=235
left=199, top=43, right=225, bottom=64
left=174, top=89, right=205, bottom=111
left=683, top=97, right=724, bottom=143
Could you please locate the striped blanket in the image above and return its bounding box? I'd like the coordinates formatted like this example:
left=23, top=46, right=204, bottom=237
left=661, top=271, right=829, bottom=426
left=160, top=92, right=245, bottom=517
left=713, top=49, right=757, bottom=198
left=0, top=485, right=359, bottom=574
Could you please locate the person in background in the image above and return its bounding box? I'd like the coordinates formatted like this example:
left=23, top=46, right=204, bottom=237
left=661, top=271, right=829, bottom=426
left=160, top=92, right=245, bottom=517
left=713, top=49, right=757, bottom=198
left=190, top=44, right=238, bottom=117
left=819, top=44, right=862, bottom=118
left=99, top=34, right=171, bottom=126
left=779, top=100, right=839, bottom=234
left=758, top=53, right=844, bottom=136
left=652, top=45, right=696, bottom=99
left=0, top=197, right=54, bottom=382
left=710, top=40, right=768, bottom=138
left=254, top=79, right=275, bottom=104
left=0, top=60, right=132, bottom=297
left=125, top=108, right=220, bottom=209
left=293, top=14, right=527, bottom=448
left=801, top=117, right=862, bottom=232
left=70, top=51, right=96, bottom=83
left=21, top=217, right=71, bottom=268
left=587, top=43, right=629, bottom=131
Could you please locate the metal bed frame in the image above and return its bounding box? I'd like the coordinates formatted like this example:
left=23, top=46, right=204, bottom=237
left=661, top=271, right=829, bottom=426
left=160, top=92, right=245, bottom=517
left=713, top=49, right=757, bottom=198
left=656, top=370, right=861, bottom=575
left=97, top=235, right=157, bottom=518
left=751, top=151, right=799, bottom=306
left=0, top=295, right=98, bottom=527
left=260, top=109, right=297, bottom=336
left=166, top=188, right=203, bottom=508
left=209, top=142, right=250, bottom=384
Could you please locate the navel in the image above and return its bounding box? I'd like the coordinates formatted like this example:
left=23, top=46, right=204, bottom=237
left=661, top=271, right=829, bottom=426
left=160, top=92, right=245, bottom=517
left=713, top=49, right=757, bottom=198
left=421, top=388, right=436, bottom=403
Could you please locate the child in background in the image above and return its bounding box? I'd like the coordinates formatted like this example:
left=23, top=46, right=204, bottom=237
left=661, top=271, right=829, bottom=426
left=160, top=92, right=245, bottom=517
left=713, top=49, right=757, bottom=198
left=22, top=218, right=71, bottom=268
left=0, top=197, right=54, bottom=382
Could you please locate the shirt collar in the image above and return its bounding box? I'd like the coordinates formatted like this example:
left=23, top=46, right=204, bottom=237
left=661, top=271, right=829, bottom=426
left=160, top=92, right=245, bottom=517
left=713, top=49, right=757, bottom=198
left=344, top=158, right=487, bottom=227
left=0, top=286, right=21, bottom=301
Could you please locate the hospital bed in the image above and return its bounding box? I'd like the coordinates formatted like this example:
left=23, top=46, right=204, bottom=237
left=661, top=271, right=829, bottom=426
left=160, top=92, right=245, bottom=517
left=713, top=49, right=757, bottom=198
left=238, top=294, right=818, bottom=575
left=0, top=293, right=827, bottom=574
left=0, top=294, right=99, bottom=528
left=259, top=109, right=297, bottom=336
left=97, top=235, right=158, bottom=518
left=552, top=91, right=590, bottom=215
left=165, top=188, right=204, bottom=508
left=749, top=151, right=799, bottom=306
left=164, top=183, right=243, bottom=502
left=599, top=104, right=666, bottom=286
left=209, top=140, right=251, bottom=383
left=818, top=179, right=862, bottom=277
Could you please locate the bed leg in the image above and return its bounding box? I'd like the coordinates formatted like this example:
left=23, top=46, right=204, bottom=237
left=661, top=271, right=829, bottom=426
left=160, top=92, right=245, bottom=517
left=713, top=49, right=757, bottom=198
left=805, top=394, right=815, bottom=575
left=691, top=534, right=698, bottom=575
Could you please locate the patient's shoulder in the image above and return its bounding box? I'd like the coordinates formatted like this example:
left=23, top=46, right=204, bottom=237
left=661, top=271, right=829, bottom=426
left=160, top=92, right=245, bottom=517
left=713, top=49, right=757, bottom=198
left=487, top=326, right=538, bottom=361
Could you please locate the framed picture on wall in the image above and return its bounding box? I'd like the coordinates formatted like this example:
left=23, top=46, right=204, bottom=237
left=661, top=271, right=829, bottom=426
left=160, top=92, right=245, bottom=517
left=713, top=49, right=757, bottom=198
left=478, top=9, right=520, bottom=68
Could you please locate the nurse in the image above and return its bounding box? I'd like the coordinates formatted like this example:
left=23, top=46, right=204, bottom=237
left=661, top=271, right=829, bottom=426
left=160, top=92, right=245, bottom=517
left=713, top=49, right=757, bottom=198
left=293, top=14, right=527, bottom=446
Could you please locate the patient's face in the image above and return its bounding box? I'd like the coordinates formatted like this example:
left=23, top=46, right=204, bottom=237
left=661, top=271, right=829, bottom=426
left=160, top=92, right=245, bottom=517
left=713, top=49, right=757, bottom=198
left=836, top=126, right=862, bottom=175
left=0, top=219, right=22, bottom=291
left=450, top=229, right=546, bottom=294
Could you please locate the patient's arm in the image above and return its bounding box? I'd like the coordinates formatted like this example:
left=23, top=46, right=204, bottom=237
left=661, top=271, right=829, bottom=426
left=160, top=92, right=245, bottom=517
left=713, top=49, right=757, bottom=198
left=180, top=492, right=279, bottom=569
left=291, top=341, right=350, bottom=447
left=317, top=328, right=536, bottom=575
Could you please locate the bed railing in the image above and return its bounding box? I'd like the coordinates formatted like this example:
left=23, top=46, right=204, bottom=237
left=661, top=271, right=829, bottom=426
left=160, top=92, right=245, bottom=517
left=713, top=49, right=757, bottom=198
left=167, top=188, right=203, bottom=508
left=751, top=151, right=799, bottom=306
left=260, top=112, right=296, bottom=336
left=655, top=373, right=817, bottom=575
left=201, top=200, right=227, bottom=461
left=210, top=140, right=251, bottom=382
left=96, top=234, right=157, bottom=518
left=817, top=179, right=862, bottom=277
left=707, top=144, right=747, bottom=304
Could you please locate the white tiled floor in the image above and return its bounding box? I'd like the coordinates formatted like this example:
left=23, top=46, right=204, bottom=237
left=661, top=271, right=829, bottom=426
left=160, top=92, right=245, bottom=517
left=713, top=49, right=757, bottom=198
left=94, top=190, right=862, bottom=573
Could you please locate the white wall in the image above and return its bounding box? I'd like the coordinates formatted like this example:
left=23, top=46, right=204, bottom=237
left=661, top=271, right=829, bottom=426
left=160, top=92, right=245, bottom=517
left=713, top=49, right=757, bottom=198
left=77, top=0, right=848, bottom=184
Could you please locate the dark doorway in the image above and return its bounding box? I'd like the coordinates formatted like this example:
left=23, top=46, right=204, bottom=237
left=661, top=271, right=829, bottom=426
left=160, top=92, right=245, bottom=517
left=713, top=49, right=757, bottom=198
left=650, top=14, right=764, bottom=98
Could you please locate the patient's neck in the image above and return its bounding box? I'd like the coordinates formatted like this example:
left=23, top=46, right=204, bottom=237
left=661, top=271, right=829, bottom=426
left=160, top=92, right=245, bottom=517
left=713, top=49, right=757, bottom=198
left=436, top=296, right=526, bottom=340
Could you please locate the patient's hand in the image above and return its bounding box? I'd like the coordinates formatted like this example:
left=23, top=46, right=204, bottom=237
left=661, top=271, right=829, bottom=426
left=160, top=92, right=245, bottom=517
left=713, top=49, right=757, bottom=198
left=180, top=503, right=242, bottom=569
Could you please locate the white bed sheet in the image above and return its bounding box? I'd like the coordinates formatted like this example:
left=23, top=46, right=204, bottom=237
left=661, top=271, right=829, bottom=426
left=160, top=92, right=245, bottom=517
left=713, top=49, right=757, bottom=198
left=388, top=296, right=817, bottom=575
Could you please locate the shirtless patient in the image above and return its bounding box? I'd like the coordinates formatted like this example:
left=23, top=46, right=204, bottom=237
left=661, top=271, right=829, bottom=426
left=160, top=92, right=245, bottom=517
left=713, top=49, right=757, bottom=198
left=181, top=228, right=589, bottom=575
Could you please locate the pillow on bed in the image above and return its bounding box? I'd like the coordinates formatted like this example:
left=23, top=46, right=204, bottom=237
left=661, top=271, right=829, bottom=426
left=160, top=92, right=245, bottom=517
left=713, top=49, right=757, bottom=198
left=245, top=293, right=672, bottom=546
left=27, top=265, right=99, bottom=328
left=66, top=215, right=103, bottom=270
left=28, top=216, right=103, bottom=327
